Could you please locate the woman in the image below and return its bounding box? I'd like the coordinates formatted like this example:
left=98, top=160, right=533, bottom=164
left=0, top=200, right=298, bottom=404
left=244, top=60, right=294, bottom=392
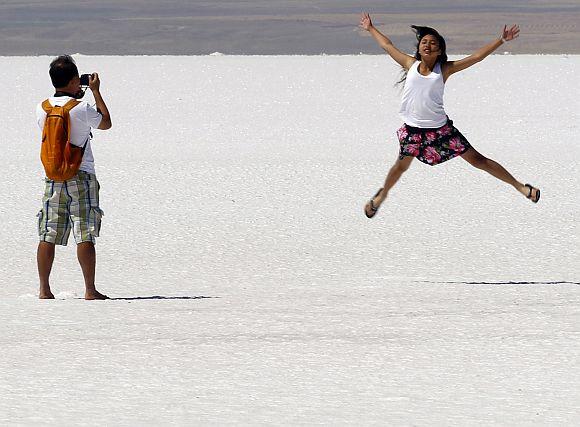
left=360, top=13, right=540, bottom=218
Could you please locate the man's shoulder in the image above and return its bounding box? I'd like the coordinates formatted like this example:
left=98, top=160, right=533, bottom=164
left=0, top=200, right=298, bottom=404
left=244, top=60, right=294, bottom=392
left=67, top=99, right=97, bottom=119
left=44, top=96, right=91, bottom=105
left=36, top=98, right=52, bottom=110
left=38, top=97, right=83, bottom=109
left=71, top=100, right=92, bottom=112
left=37, top=97, right=99, bottom=125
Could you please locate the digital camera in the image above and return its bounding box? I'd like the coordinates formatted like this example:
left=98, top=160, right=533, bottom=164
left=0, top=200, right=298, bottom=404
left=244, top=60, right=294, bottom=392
left=80, top=74, right=91, bottom=86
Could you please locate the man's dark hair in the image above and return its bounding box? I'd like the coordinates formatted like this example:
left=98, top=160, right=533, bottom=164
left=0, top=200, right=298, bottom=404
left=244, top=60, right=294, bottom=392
left=49, top=55, right=79, bottom=88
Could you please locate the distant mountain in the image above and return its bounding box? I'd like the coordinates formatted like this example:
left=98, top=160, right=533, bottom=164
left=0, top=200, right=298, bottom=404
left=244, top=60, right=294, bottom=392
left=1, top=1, right=578, bottom=54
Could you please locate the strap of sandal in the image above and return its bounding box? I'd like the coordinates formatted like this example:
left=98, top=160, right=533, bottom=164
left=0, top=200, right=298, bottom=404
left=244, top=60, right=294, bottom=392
left=524, top=183, right=540, bottom=203
left=525, top=184, right=533, bottom=199
left=370, top=188, right=383, bottom=210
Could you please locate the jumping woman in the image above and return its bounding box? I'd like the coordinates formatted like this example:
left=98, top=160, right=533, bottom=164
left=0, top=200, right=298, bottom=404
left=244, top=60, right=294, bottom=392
left=360, top=13, right=540, bottom=219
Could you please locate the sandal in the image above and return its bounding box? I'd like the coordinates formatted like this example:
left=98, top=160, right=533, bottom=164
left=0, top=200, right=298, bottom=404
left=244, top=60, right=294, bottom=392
left=524, top=184, right=540, bottom=203
left=365, top=188, right=383, bottom=218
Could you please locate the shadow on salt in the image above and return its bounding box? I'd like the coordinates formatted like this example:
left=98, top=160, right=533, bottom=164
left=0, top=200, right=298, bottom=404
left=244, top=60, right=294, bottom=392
left=414, top=280, right=580, bottom=285
left=109, top=296, right=219, bottom=301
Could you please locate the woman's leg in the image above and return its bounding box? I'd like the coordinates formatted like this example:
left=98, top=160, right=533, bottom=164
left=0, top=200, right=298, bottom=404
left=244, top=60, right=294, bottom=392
left=365, top=155, right=414, bottom=215
left=461, top=147, right=539, bottom=199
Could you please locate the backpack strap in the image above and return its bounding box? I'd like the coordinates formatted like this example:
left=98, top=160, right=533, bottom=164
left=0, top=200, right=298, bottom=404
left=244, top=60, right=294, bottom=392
left=79, top=133, right=91, bottom=151
left=63, top=100, right=90, bottom=150
left=41, top=99, right=53, bottom=113
left=59, top=99, right=81, bottom=137
left=62, top=99, right=81, bottom=113
left=42, top=98, right=80, bottom=114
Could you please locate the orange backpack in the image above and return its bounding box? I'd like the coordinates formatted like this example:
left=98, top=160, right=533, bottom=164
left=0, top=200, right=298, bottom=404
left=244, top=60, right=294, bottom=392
left=40, top=99, right=86, bottom=181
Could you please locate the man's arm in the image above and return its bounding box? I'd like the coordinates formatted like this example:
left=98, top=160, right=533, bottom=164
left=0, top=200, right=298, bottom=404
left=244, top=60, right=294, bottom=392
left=88, top=73, right=112, bottom=130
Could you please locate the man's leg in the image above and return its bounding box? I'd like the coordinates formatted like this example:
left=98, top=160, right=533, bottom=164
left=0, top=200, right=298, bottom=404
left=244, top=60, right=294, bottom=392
left=461, top=148, right=539, bottom=199
left=37, top=242, right=55, bottom=299
left=77, top=242, right=108, bottom=300
left=68, top=173, right=108, bottom=300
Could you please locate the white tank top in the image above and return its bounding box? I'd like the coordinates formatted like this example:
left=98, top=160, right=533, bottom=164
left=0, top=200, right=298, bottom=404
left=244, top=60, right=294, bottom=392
left=399, top=61, right=447, bottom=128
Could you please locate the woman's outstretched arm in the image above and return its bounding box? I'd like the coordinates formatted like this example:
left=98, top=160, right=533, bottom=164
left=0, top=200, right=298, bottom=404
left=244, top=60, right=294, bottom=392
left=443, top=25, right=520, bottom=80
left=360, top=13, right=416, bottom=70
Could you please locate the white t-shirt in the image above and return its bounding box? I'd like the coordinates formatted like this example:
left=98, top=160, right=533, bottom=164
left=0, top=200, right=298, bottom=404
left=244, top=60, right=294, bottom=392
left=36, top=96, right=102, bottom=175
left=399, top=61, right=447, bottom=128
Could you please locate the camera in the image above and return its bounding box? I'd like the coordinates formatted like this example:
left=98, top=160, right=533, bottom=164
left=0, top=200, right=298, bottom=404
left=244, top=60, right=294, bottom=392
left=80, top=74, right=91, bottom=86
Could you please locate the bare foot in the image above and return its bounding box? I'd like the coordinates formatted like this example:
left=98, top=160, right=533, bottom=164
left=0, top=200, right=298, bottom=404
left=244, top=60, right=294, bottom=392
left=39, top=291, right=55, bottom=299
left=85, top=290, right=109, bottom=300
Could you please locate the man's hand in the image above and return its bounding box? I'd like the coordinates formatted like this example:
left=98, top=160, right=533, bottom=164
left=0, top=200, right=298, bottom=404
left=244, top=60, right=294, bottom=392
left=89, top=73, right=101, bottom=92
left=359, top=13, right=373, bottom=31
left=86, top=72, right=111, bottom=130
left=501, top=24, right=520, bottom=42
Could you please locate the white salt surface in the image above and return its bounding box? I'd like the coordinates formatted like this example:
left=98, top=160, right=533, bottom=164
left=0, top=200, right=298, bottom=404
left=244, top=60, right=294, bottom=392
left=1, top=55, right=579, bottom=425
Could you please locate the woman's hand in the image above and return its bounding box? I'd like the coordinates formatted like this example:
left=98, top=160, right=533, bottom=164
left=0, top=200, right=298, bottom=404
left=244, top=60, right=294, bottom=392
left=359, top=13, right=373, bottom=31
left=359, top=12, right=415, bottom=69
left=501, top=24, right=520, bottom=42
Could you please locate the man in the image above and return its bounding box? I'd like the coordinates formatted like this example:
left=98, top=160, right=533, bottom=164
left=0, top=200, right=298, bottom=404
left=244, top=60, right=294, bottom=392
left=36, top=55, right=112, bottom=300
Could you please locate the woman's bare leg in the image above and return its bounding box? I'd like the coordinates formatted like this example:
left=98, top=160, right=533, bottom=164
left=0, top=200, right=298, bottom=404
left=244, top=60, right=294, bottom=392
left=365, top=155, right=414, bottom=216
left=461, top=147, right=539, bottom=199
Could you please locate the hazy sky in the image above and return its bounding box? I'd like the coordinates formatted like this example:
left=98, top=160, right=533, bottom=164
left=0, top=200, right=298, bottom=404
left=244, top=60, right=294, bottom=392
left=1, top=1, right=579, bottom=55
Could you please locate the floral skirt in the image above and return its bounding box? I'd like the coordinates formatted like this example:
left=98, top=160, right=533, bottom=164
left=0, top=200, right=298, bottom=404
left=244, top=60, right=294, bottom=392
left=397, top=119, right=472, bottom=165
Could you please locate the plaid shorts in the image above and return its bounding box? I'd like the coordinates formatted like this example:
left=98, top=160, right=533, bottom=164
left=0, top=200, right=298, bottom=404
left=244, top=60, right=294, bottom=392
left=37, top=171, right=104, bottom=246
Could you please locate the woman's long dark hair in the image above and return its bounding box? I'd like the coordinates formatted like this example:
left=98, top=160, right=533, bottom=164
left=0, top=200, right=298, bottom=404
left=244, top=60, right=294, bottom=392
left=396, top=25, right=448, bottom=86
